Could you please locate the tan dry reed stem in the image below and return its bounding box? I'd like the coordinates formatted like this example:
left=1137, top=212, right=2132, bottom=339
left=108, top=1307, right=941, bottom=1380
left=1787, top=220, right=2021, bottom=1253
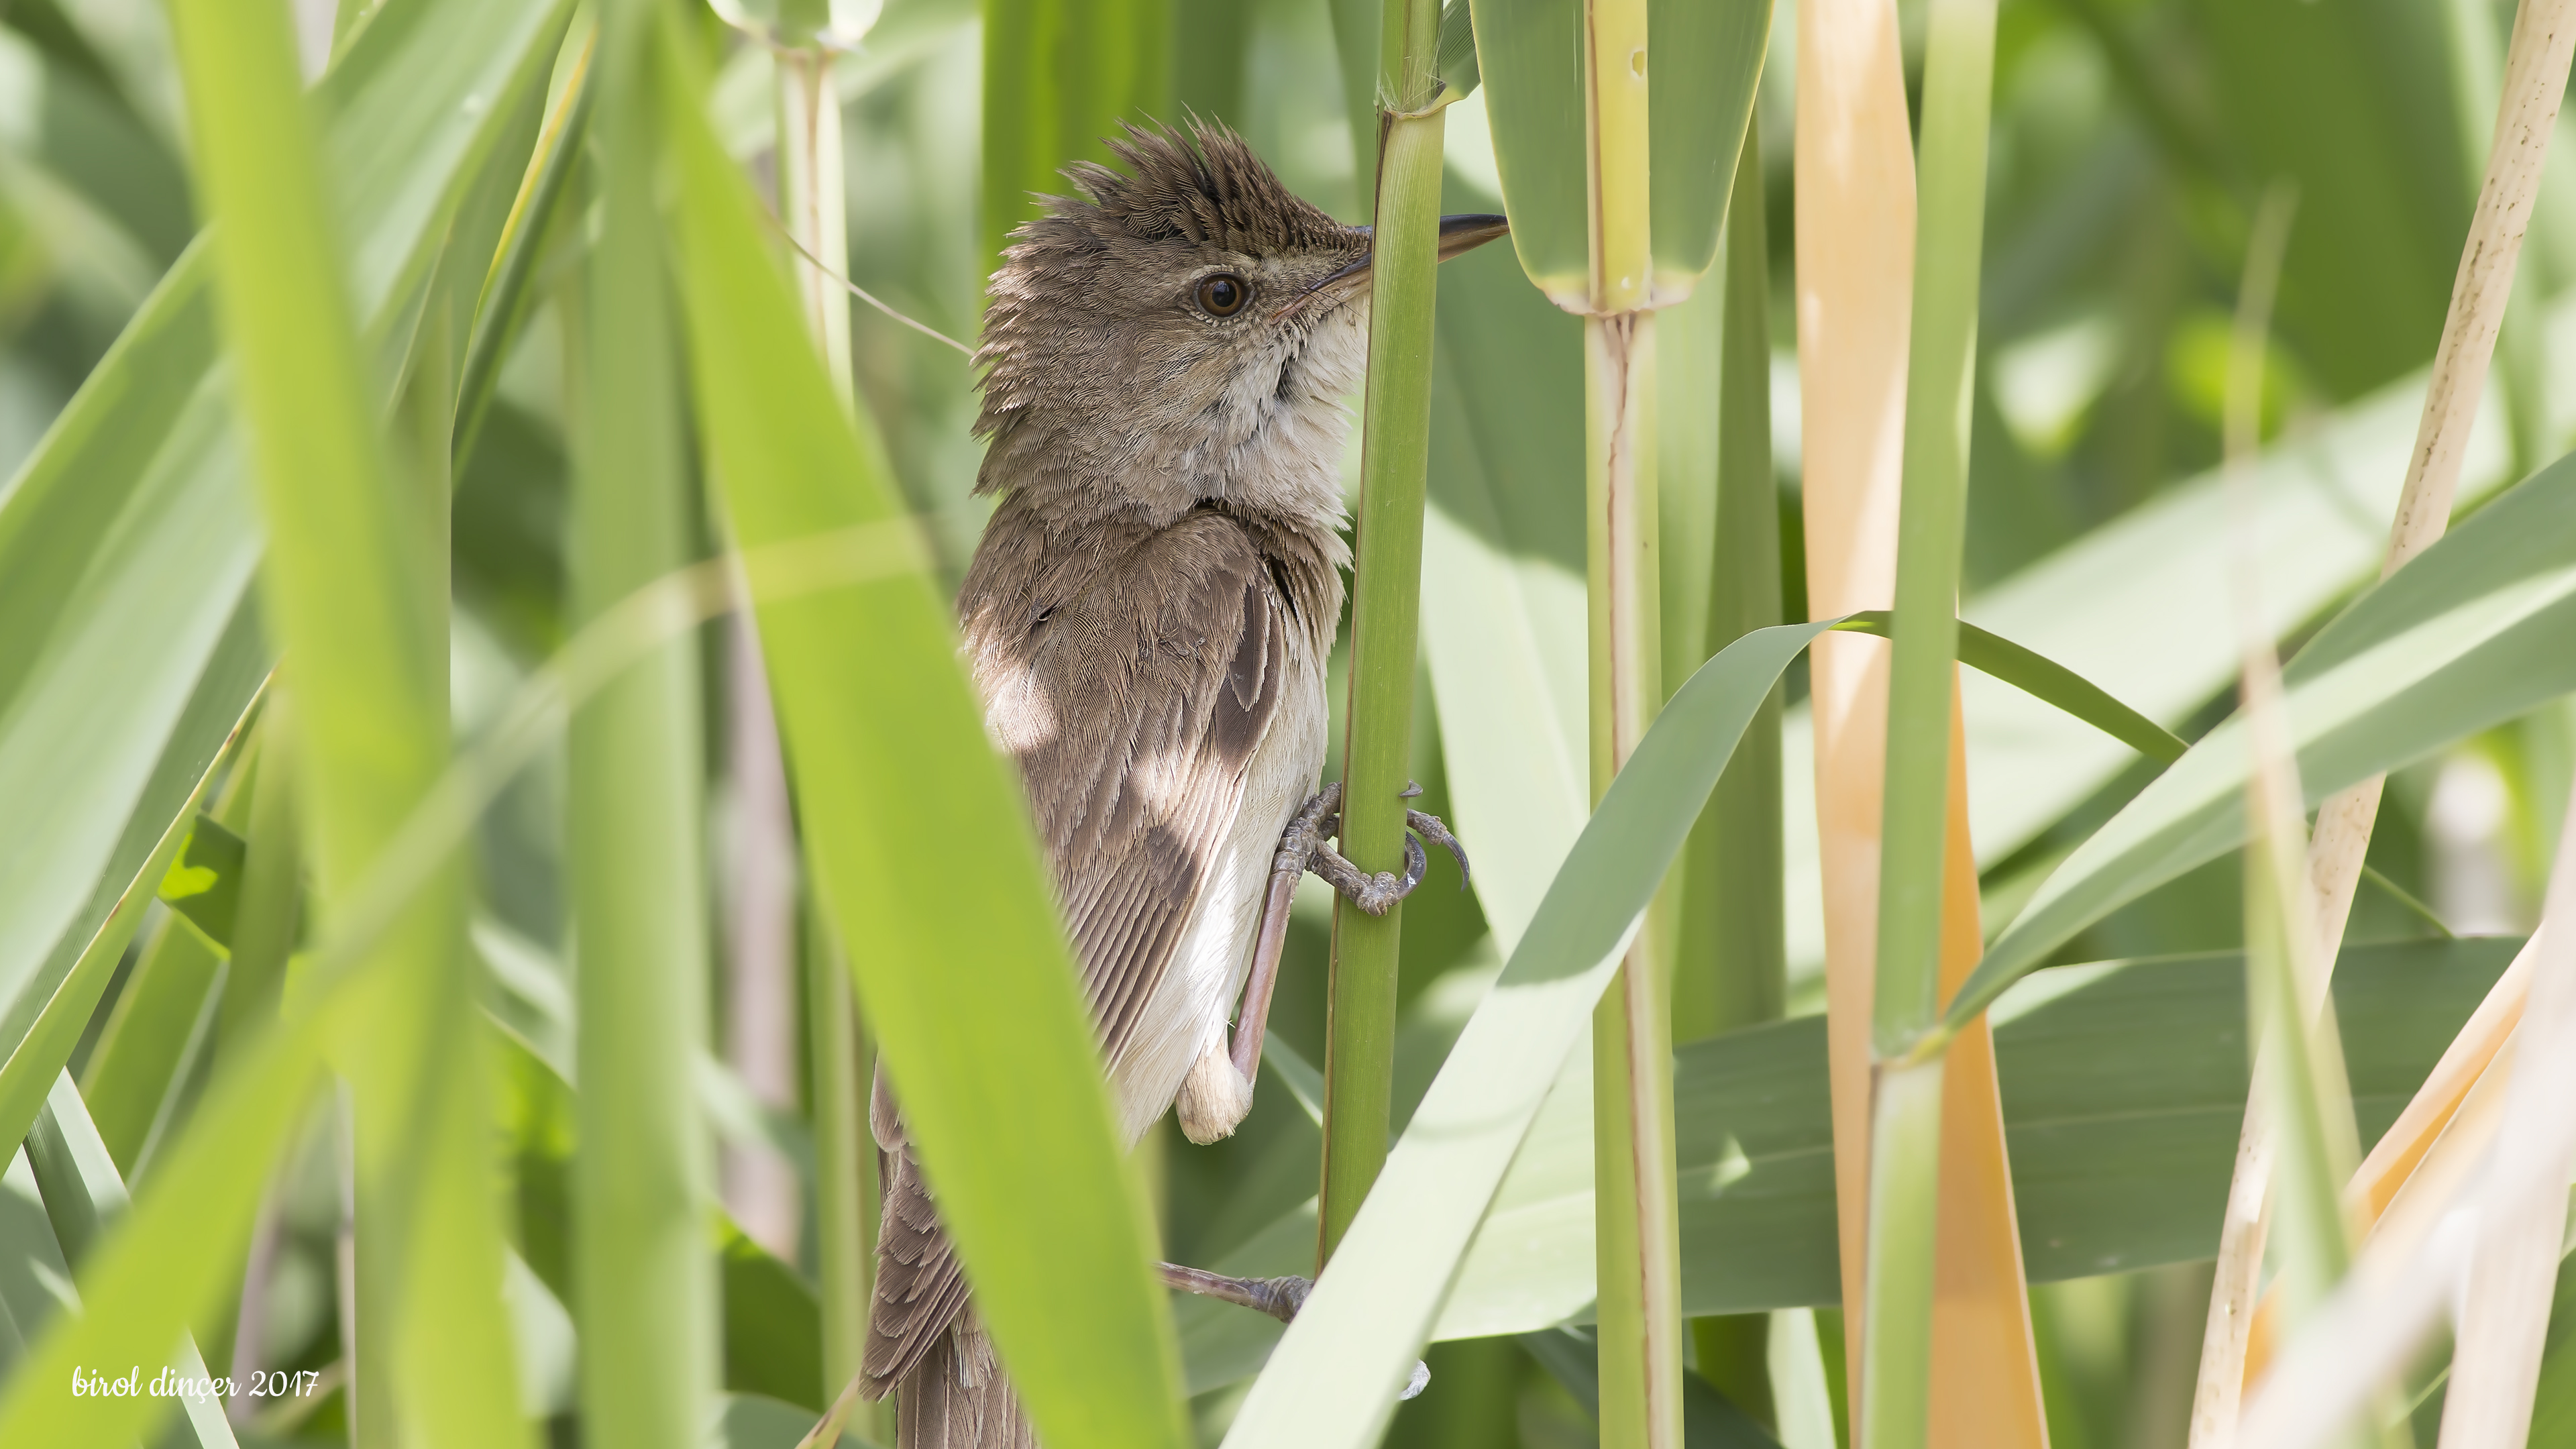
left=2296, top=0, right=2576, bottom=1081
left=1792, top=0, right=1918, bottom=1426
left=2234, top=781, right=2576, bottom=1449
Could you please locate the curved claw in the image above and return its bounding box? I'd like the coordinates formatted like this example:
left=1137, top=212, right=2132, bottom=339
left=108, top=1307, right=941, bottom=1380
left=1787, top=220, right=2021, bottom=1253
left=1404, top=808, right=1471, bottom=889
left=1297, top=782, right=1470, bottom=914
left=1396, top=830, right=1429, bottom=896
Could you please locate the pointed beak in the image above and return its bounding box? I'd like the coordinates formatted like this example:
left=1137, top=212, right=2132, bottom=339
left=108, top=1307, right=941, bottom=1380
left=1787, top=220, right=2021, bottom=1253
left=1434, top=213, right=1511, bottom=261
left=1283, top=213, right=1513, bottom=318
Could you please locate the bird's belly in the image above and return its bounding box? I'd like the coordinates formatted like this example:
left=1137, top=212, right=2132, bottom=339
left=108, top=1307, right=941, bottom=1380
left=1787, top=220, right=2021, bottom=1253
left=1105, top=647, right=1327, bottom=1144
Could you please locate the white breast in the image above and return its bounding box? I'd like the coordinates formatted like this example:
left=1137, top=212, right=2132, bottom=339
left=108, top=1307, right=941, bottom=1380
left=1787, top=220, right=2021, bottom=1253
left=1104, top=635, right=1327, bottom=1144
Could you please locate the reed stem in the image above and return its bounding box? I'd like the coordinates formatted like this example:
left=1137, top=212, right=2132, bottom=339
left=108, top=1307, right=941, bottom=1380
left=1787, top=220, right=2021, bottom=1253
left=1316, top=0, right=1446, bottom=1263
left=568, top=0, right=718, bottom=1441
left=1858, top=0, right=1997, bottom=1442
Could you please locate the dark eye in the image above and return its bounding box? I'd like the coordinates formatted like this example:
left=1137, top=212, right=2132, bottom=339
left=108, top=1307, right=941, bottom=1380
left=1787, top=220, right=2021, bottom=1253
left=1196, top=273, right=1250, bottom=317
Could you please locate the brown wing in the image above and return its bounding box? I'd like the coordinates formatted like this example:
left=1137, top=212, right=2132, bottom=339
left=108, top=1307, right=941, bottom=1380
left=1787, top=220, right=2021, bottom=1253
left=862, top=507, right=1291, bottom=1394
left=1028, top=520, right=1289, bottom=1075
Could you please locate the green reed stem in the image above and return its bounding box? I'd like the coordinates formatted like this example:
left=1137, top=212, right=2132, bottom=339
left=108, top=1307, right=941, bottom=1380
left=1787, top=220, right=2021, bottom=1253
left=1318, top=0, right=1444, bottom=1263
left=568, top=0, right=718, bottom=1444
left=1859, top=0, right=1998, bottom=1443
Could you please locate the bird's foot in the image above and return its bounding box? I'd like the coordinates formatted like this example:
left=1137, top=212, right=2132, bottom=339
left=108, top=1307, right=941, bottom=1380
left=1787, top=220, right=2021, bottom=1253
left=1276, top=782, right=1472, bottom=918
left=1157, top=1263, right=1431, bottom=1399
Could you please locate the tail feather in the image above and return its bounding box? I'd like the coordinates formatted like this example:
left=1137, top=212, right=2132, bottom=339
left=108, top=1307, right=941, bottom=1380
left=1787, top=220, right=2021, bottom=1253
left=863, top=1069, right=1038, bottom=1447
left=896, top=1318, right=1040, bottom=1449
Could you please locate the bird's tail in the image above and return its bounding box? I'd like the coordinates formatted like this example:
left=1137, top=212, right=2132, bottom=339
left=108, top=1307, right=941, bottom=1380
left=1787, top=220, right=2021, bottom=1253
left=892, top=1316, right=1039, bottom=1449
left=863, top=1066, right=1038, bottom=1448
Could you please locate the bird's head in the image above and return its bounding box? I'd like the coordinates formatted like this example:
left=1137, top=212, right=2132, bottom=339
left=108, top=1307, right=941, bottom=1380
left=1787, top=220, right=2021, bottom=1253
left=971, top=122, right=1505, bottom=528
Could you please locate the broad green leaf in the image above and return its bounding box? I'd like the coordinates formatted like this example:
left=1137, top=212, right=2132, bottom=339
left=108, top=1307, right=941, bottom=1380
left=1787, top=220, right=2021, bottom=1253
left=0, top=610, right=260, bottom=1173
left=0, top=23, right=195, bottom=267
left=0, top=271, right=260, bottom=1065
left=1446, top=936, right=2516, bottom=1331
left=1221, top=619, right=1834, bottom=1449
left=656, top=18, right=1187, bottom=1449
left=1953, top=448, right=2576, bottom=1024
left=1461, top=0, right=1768, bottom=305
left=1434, top=0, right=1477, bottom=99
left=979, top=0, right=1170, bottom=271
left=1460, top=0, right=1587, bottom=305
left=1642, top=0, right=1768, bottom=295
left=1187, top=937, right=2512, bottom=1377
left=719, top=1218, right=825, bottom=1411
left=1421, top=235, right=1589, bottom=955
left=0, top=0, right=573, bottom=1138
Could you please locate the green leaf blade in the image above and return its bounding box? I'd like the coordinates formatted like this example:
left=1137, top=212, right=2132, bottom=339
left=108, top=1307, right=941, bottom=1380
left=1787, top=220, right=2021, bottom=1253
left=656, top=26, right=1185, bottom=1449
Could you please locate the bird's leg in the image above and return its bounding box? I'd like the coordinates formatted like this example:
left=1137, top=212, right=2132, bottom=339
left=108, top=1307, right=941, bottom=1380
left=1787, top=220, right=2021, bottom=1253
left=1157, top=1263, right=1432, bottom=1399
left=1221, top=782, right=1472, bottom=1093
left=1189, top=785, right=1472, bottom=1141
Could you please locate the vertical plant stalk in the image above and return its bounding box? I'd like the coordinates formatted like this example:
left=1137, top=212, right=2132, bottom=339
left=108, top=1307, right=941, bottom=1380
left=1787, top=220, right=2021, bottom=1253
left=164, top=0, right=527, bottom=1434
left=778, top=42, right=857, bottom=402
left=807, top=908, right=877, bottom=1417
left=1579, top=0, right=1681, bottom=1444
left=1790, top=0, right=1913, bottom=1426
left=570, top=0, right=719, bottom=1442
left=221, top=697, right=303, bottom=1415
left=2188, top=182, right=2308, bottom=1449
left=774, top=22, right=877, bottom=1423
left=1316, top=0, right=1445, bottom=1263
left=1855, top=0, right=1999, bottom=1444
left=1589, top=308, right=1676, bottom=1449
left=2225, top=191, right=2361, bottom=1358
left=721, top=617, right=804, bottom=1261
left=1678, top=119, right=1784, bottom=1426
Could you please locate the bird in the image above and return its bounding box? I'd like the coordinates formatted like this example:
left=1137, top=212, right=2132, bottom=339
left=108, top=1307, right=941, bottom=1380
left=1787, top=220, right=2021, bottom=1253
left=855, top=121, right=1505, bottom=1448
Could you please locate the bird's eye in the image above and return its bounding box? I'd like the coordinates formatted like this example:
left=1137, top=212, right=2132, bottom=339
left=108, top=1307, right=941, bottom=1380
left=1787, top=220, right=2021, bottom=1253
left=1196, top=273, right=1250, bottom=317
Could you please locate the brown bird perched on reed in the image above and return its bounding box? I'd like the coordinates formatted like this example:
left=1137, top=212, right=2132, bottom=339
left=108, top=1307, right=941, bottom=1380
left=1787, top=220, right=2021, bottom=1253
left=855, top=122, right=1504, bottom=1447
